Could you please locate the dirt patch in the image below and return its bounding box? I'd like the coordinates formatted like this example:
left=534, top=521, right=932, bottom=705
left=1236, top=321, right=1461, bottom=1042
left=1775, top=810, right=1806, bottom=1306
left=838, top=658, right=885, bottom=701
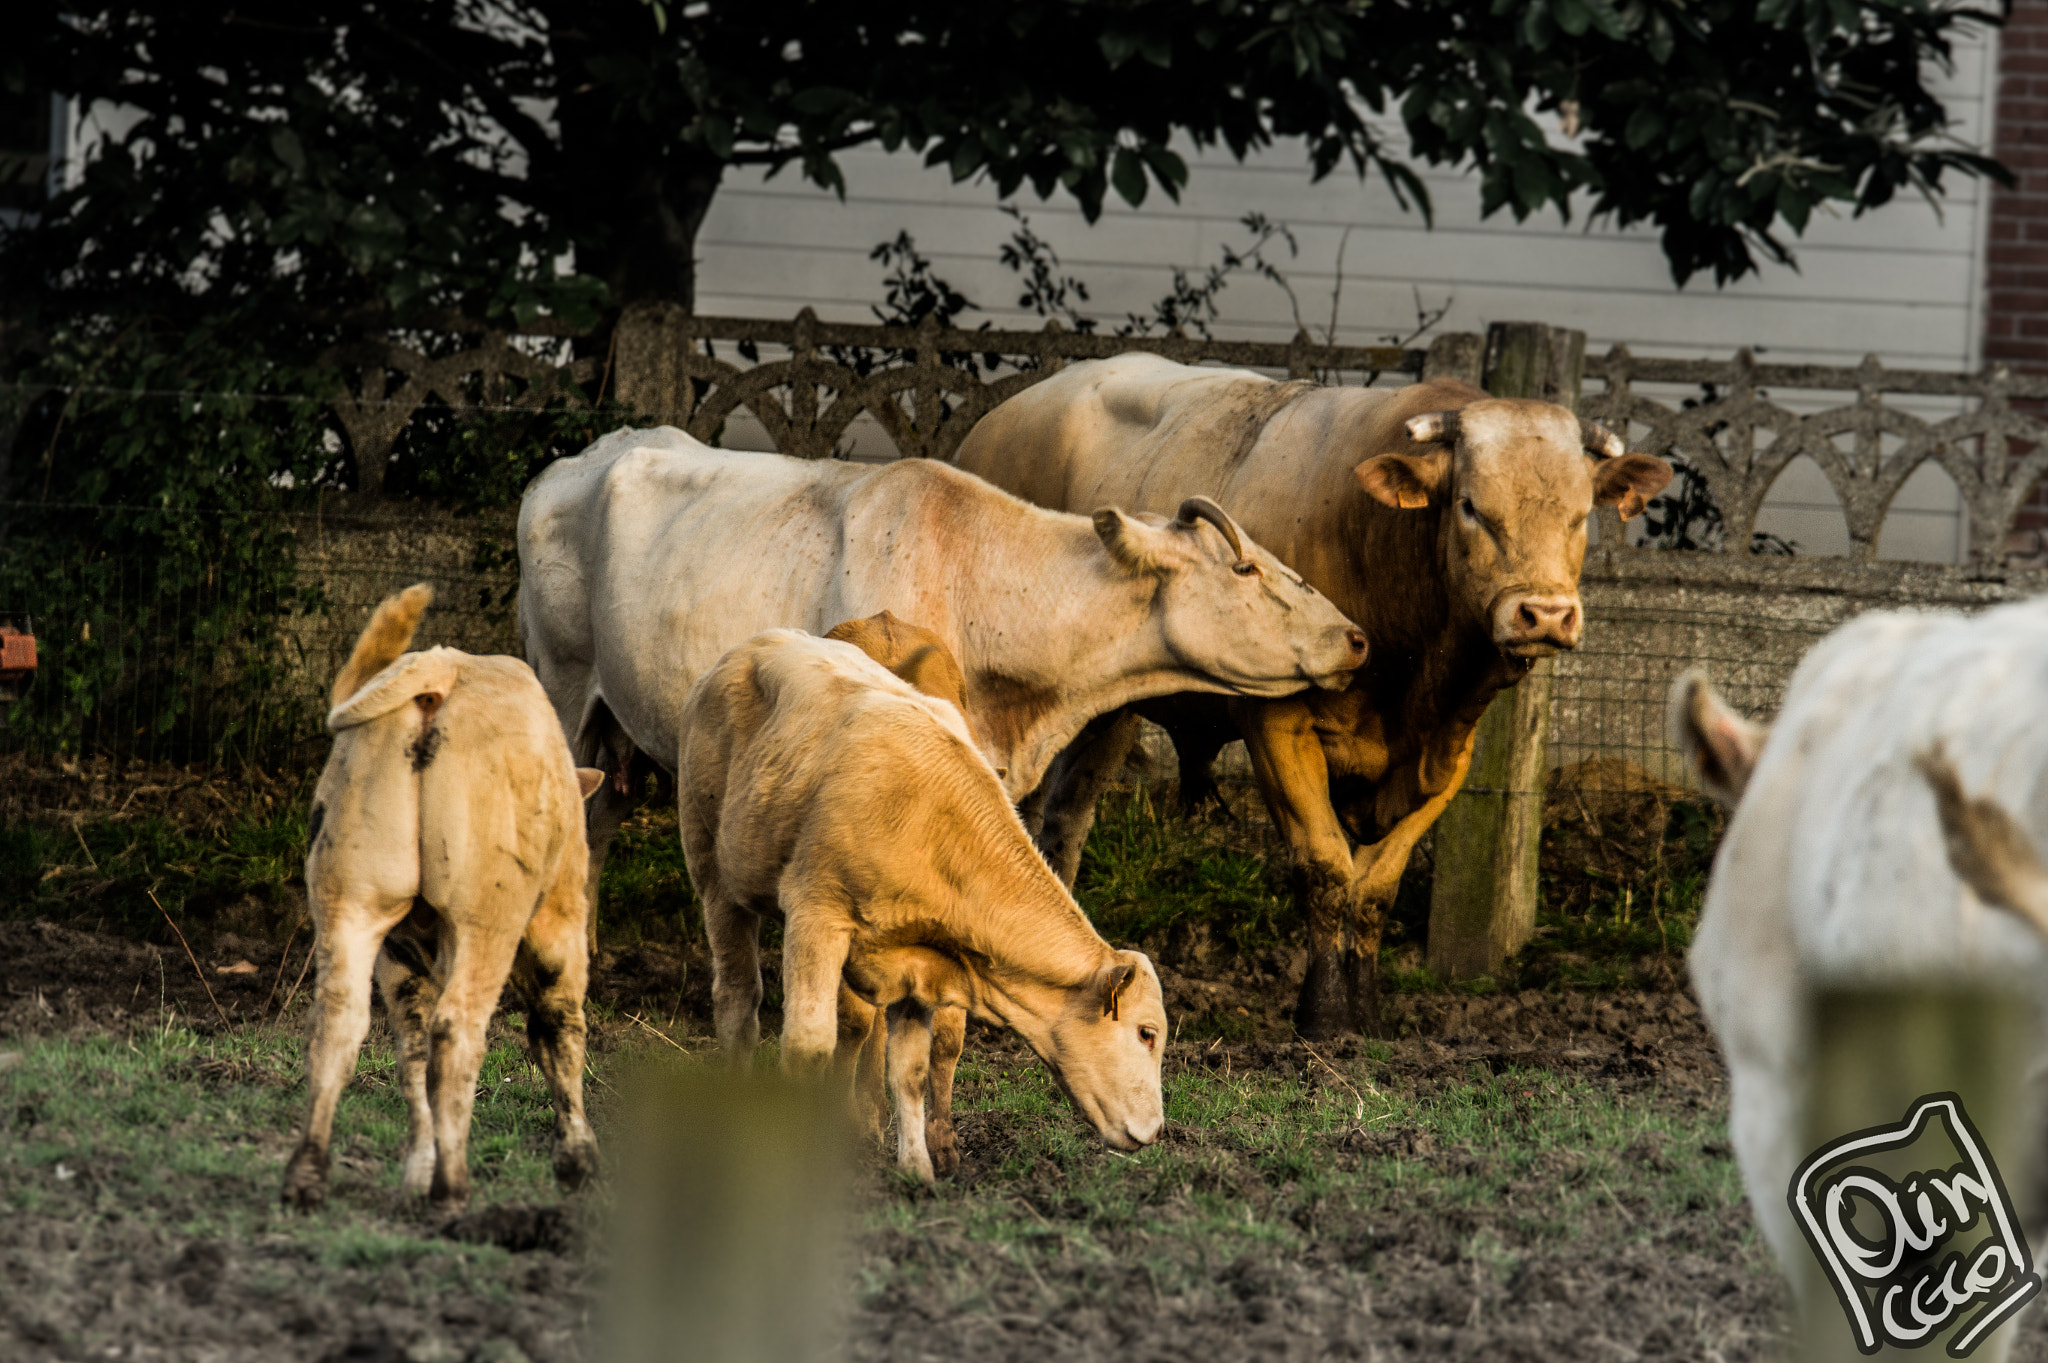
left=0, top=753, right=306, bottom=834
left=0, top=1211, right=583, bottom=1363
left=0, top=920, right=308, bottom=1037
left=1540, top=758, right=1723, bottom=922
left=852, top=1209, right=1785, bottom=1362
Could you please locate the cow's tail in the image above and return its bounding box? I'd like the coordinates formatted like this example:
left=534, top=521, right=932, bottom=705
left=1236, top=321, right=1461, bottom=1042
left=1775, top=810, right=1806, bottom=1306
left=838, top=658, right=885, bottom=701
left=1917, top=745, right=2048, bottom=938
left=326, top=585, right=466, bottom=737
left=332, top=584, right=433, bottom=707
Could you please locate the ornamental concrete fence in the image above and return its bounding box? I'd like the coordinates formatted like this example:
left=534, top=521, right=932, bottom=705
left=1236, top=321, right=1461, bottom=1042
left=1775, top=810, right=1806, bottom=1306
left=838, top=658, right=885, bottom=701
left=9, top=307, right=2048, bottom=975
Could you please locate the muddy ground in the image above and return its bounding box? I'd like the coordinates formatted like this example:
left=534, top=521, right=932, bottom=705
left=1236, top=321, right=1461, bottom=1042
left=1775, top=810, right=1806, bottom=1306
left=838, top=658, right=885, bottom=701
left=1, top=917, right=1777, bottom=1363
left=2, top=752, right=2040, bottom=1361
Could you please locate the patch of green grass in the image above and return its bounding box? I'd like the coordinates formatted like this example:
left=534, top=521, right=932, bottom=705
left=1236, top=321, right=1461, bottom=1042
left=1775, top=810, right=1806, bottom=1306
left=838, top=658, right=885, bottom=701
left=859, top=1045, right=1748, bottom=1305
left=1075, top=786, right=1298, bottom=954
left=0, top=1022, right=562, bottom=1272
left=0, top=798, right=312, bottom=942
left=598, top=804, right=700, bottom=945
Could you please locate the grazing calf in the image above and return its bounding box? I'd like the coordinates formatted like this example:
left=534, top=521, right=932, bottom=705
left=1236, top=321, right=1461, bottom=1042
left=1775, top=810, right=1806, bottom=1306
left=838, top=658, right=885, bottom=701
left=678, top=628, right=1168, bottom=1179
left=1672, top=598, right=2048, bottom=1302
left=821, top=611, right=975, bottom=1170
left=282, top=585, right=605, bottom=1212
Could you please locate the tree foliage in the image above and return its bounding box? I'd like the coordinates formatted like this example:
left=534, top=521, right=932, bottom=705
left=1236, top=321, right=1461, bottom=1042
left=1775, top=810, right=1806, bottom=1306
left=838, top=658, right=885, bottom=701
left=0, top=0, right=2007, bottom=346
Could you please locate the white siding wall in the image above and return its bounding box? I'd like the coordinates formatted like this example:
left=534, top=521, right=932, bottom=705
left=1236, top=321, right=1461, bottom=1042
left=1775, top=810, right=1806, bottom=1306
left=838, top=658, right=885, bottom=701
left=695, top=29, right=1998, bottom=563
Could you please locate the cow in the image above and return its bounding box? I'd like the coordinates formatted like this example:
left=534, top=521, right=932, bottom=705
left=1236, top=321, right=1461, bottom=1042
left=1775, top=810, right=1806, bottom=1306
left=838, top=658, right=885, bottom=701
left=822, top=610, right=975, bottom=1166
left=282, top=585, right=605, bottom=1213
left=954, top=353, right=1672, bottom=1036
left=677, top=627, right=1168, bottom=1179
left=1673, top=600, right=2048, bottom=1344
left=517, top=425, right=1368, bottom=933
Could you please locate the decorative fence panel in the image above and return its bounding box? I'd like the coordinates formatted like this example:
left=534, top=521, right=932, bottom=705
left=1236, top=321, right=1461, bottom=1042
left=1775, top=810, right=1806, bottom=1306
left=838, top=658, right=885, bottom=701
left=1580, top=348, right=2048, bottom=566
left=14, top=307, right=2048, bottom=783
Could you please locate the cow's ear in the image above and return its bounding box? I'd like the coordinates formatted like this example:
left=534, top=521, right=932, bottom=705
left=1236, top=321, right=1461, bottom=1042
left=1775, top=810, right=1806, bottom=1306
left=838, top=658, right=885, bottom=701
left=1097, top=959, right=1139, bottom=1020
left=1355, top=451, right=1449, bottom=510
left=1592, top=453, right=1674, bottom=522
left=1093, top=508, right=1177, bottom=574
left=575, top=768, right=605, bottom=800
left=1667, top=668, right=1766, bottom=806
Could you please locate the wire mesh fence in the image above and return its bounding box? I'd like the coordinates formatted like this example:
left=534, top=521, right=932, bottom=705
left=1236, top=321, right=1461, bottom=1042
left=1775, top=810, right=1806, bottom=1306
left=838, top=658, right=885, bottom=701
left=0, top=503, right=519, bottom=774
left=1548, top=603, right=1840, bottom=792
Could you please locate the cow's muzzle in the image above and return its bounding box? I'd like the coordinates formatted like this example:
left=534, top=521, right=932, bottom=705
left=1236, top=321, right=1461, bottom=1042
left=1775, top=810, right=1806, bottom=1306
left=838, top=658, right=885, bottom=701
left=1495, top=593, right=1581, bottom=656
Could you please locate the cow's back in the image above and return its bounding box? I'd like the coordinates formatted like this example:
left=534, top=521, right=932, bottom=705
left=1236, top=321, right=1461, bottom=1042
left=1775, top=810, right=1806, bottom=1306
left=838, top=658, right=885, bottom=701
left=678, top=630, right=1001, bottom=913
left=956, top=356, right=1470, bottom=617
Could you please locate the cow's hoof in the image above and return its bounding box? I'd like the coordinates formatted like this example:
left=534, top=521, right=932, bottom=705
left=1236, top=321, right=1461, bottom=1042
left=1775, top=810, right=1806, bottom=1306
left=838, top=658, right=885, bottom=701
left=1294, top=956, right=1352, bottom=1041
left=926, top=1116, right=959, bottom=1179
left=400, top=1142, right=437, bottom=1198
left=280, top=1149, right=329, bottom=1211
left=552, top=1137, right=599, bottom=1192
left=429, top=1169, right=471, bottom=1215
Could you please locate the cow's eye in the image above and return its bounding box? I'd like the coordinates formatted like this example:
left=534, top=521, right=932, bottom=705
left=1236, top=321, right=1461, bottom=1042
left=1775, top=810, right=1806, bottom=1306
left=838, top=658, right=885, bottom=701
left=1138, top=1024, right=1159, bottom=1047
left=1232, top=560, right=1260, bottom=577
left=1458, top=496, right=1478, bottom=521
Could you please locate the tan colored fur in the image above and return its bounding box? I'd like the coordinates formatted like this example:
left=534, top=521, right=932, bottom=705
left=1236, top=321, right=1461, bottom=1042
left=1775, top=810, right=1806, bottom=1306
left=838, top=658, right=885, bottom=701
left=283, top=586, right=603, bottom=1213
left=677, top=629, right=1168, bottom=1180
left=516, top=427, right=1365, bottom=943
left=330, top=582, right=434, bottom=707
left=824, top=613, right=979, bottom=1171
left=956, top=353, right=1672, bottom=1035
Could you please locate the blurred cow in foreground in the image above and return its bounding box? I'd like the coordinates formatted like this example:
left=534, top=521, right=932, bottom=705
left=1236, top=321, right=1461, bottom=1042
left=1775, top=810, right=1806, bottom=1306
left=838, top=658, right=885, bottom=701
left=282, top=585, right=604, bottom=1213
left=678, top=628, right=1168, bottom=1179
left=1673, top=600, right=2048, bottom=1319
left=956, top=352, right=1672, bottom=1036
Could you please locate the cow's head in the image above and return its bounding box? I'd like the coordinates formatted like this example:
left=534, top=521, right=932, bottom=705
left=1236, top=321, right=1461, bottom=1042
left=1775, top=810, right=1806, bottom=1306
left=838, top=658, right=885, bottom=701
left=1040, top=950, right=1168, bottom=1151
left=1355, top=400, right=1671, bottom=661
left=1094, top=496, right=1368, bottom=695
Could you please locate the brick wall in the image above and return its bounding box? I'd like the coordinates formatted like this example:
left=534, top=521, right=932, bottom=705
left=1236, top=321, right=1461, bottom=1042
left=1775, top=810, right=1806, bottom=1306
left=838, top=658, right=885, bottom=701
left=1987, top=1, right=2048, bottom=547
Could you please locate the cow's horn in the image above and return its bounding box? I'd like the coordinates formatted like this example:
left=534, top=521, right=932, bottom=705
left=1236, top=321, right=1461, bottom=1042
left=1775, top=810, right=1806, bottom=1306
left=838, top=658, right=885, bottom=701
left=1175, top=496, right=1246, bottom=563
left=1405, top=411, right=1460, bottom=445
left=1580, top=418, right=1626, bottom=460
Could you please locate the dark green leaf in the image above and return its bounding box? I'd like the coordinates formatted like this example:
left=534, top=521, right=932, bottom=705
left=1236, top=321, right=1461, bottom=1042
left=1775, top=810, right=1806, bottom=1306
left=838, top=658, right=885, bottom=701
left=1112, top=147, right=1148, bottom=206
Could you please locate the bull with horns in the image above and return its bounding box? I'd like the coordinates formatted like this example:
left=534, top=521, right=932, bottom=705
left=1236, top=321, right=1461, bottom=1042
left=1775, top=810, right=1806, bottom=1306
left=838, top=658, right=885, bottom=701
left=954, top=353, right=1673, bottom=1036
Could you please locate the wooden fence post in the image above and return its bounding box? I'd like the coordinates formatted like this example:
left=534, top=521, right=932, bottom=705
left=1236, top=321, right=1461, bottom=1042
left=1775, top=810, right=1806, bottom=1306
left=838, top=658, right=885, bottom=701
left=1426, top=322, right=1584, bottom=982
left=1797, top=987, right=2036, bottom=1360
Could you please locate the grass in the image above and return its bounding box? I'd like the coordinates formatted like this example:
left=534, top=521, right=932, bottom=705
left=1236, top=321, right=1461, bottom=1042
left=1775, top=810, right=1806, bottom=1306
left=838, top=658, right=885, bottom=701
left=0, top=1020, right=1753, bottom=1341
left=0, top=1021, right=562, bottom=1284
left=869, top=1042, right=1746, bottom=1304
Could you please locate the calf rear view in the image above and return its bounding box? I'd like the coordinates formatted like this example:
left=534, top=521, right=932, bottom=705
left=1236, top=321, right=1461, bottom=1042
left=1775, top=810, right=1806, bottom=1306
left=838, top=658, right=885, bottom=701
left=282, top=585, right=604, bottom=1212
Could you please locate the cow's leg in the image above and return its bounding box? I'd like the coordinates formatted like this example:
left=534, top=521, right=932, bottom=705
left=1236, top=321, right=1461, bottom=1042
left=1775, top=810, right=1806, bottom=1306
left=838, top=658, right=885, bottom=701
left=886, top=1001, right=937, bottom=1181
left=282, top=893, right=411, bottom=1209
left=835, top=982, right=887, bottom=1146
left=702, top=887, right=763, bottom=1065
left=514, top=860, right=599, bottom=1192
left=778, top=912, right=853, bottom=1078
left=1235, top=698, right=1362, bottom=1039
left=924, top=1006, right=966, bottom=1178
left=1034, top=708, right=1144, bottom=887
left=424, top=914, right=526, bottom=1213
left=373, top=915, right=442, bottom=1198
left=1138, top=695, right=1238, bottom=814
left=578, top=707, right=643, bottom=954
left=1014, top=784, right=1049, bottom=840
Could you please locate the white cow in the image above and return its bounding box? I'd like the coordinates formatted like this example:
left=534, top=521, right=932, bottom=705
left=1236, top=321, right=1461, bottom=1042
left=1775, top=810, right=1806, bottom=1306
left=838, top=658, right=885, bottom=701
left=518, top=427, right=1368, bottom=902
left=1675, top=597, right=2048, bottom=1347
